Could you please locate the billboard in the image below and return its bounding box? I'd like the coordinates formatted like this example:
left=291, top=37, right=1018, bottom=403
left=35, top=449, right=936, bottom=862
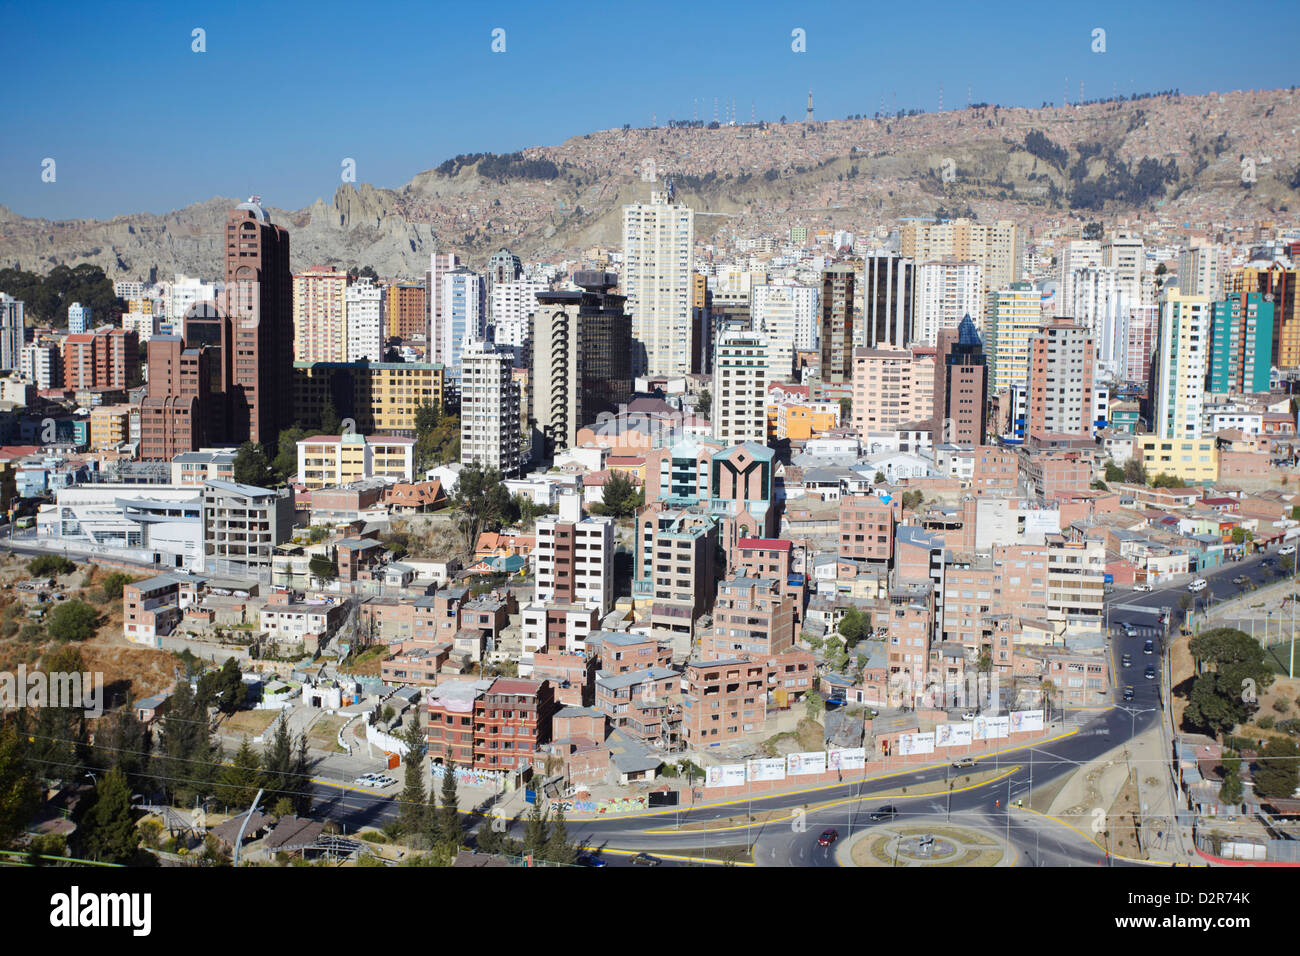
left=898, top=732, right=935, bottom=756
left=787, top=751, right=827, bottom=776
left=972, top=715, right=1010, bottom=740
left=746, top=757, right=786, bottom=782
left=704, top=764, right=747, bottom=788
left=936, top=722, right=973, bottom=747
left=1011, top=710, right=1044, bottom=733
left=828, top=747, right=866, bottom=771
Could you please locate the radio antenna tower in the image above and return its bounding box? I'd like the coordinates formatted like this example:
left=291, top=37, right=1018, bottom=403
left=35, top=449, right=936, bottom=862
left=806, top=90, right=814, bottom=122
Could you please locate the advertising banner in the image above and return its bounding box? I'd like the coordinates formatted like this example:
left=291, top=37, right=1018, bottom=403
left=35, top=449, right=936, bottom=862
left=972, top=715, right=1010, bottom=740
left=746, top=757, right=787, bottom=782
left=936, top=723, right=973, bottom=747
left=1011, top=710, right=1044, bottom=733
left=786, top=751, right=827, bottom=776
left=898, top=732, right=935, bottom=756
left=705, top=764, right=747, bottom=788
left=828, top=747, right=866, bottom=771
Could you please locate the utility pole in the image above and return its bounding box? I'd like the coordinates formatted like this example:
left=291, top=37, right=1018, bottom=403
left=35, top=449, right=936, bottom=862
left=232, top=789, right=265, bottom=867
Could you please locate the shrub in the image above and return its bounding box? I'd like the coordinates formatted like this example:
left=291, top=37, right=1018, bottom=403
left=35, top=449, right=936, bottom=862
left=1258, top=715, right=1275, bottom=729
left=28, top=555, right=75, bottom=577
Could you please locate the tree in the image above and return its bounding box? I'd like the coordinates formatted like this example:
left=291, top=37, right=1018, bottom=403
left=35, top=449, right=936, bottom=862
left=45, top=599, right=99, bottom=642
left=1104, top=461, right=1125, bottom=484
left=0, top=720, right=40, bottom=848
left=308, top=553, right=338, bottom=581
left=1151, top=473, right=1186, bottom=489
left=100, top=572, right=134, bottom=600
left=28, top=555, right=76, bottom=577
left=92, top=704, right=151, bottom=788
left=232, top=441, right=271, bottom=486
left=451, top=462, right=516, bottom=554
left=1231, top=527, right=1252, bottom=546
left=1252, top=737, right=1300, bottom=800
left=1219, top=768, right=1243, bottom=805
left=79, top=767, right=139, bottom=864
left=216, top=737, right=262, bottom=810
left=154, top=679, right=222, bottom=807
left=1123, top=458, right=1148, bottom=485
left=838, top=607, right=871, bottom=647
left=438, top=761, right=460, bottom=849
left=697, top=389, right=712, bottom=419
left=523, top=792, right=550, bottom=858
left=414, top=402, right=460, bottom=470
left=212, top=657, right=247, bottom=715
left=319, top=397, right=342, bottom=436
left=260, top=716, right=312, bottom=815
left=272, top=426, right=309, bottom=484
left=399, top=717, right=429, bottom=845
left=593, top=471, right=642, bottom=518
left=805, top=691, right=825, bottom=724
left=543, top=804, right=577, bottom=865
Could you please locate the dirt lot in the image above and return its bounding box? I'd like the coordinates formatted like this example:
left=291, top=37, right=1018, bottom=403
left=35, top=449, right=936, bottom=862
left=221, top=710, right=280, bottom=737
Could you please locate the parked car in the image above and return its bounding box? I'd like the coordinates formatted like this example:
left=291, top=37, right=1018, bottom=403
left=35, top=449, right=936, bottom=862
left=1144, top=666, right=1157, bottom=681
left=1232, top=576, right=1250, bottom=587
left=578, top=852, right=607, bottom=867
left=952, top=757, right=977, bottom=769
left=1132, top=583, right=1153, bottom=592
left=818, top=828, right=838, bottom=847
left=961, top=712, right=975, bottom=721
left=869, top=805, right=897, bottom=821
left=1144, top=639, right=1154, bottom=655
left=1122, top=685, right=1134, bottom=701
left=1281, top=545, right=1296, bottom=556
left=630, top=853, right=662, bottom=866
left=1188, top=579, right=1207, bottom=592
left=1122, top=653, right=1132, bottom=668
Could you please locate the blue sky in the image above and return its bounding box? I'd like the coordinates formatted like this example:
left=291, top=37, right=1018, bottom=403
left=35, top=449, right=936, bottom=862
left=3, top=0, right=1297, bottom=221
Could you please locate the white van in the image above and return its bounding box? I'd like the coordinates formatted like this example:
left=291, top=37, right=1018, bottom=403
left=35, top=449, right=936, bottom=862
left=1187, top=578, right=1207, bottom=592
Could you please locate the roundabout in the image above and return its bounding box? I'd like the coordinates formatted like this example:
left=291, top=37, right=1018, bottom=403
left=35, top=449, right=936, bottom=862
left=838, top=824, right=1015, bottom=867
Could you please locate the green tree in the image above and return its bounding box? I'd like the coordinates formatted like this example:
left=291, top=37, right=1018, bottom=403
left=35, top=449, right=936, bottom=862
left=260, top=716, right=312, bottom=815
left=1231, top=527, right=1252, bottom=546
left=543, top=803, right=577, bottom=865
left=399, top=717, right=429, bottom=845
left=697, top=389, right=712, bottom=419
left=592, top=470, right=642, bottom=518
left=79, top=767, right=139, bottom=864
left=1123, top=458, right=1148, bottom=485
left=45, top=599, right=99, bottom=642
left=1104, top=461, right=1125, bottom=483
left=272, top=426, right=309, bottom=484
left=1185, top=673, right=1249, bottom=738
left=438, top=761, right=461, bottom=849
left=214, top=658, right=247, bottom=715
left=451, top=462, right=517, bottom=554
left=838, top=607, right=871, bottom=647
left=523, top=793, right=550, bottom=859
left=308, top=553, right=338, bottom=580
left=154, top=680, right=222, bottom=807
left=414, top=402, right=460, bottom=470
left=1151, top=473, right=1187, bottom=489
left=1219, top=768, right=1243, bottom=805
left=99, top=572, right=134, bottom=600
left=91, top=704, right=151, bottom=788
left=0, top=720, right=40, bottom=848
left=805, top=691, right=825, bottom=724
left=232, top=441, right=271, bottom=486
left=319, top=397, right=342, bottom=435
left=216, top=737, right=262, bottom=811
left=28, top=555, right=77, bottom=577
left=1252, top=737, right=1300, bottom=800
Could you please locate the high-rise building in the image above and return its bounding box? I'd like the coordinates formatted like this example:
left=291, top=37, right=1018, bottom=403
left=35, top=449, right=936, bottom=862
left=1055, top=240, right=1102, bottom=315
left=1058, top=265, right=1132, bottom=377
left=0, top=293, right=24, bottom=372
left=752, top=282, right=818, bottom=382
left=914, top=260, right=982, bottom=346
left=859, top=254, right=915, bottom=348
left=1124, top=305, right=1159, bottom=384
left=713, top=327, right=770, bottom=445
left=1102, top=231, right=1146, bottom=309
left=460, top=342, right=521, bottom=476
left=900, top=218, right=1021, bottom=319
left=530, top=272, right=632, bottom=460
left=486, top=247, right=522, bottom=306
left=986, top=282, right=1044, bottom=393
left=819, top=263, right=856, bottom=382
left=440, top=268, right=485, bottom=381
left=622, top=189, right=694, bottom=377
left=1152, top=293, right=1213, bottom=440
left=223, top=197, right=293, bottom=445
left=384, top=282, right=427, bottom=342
left=424, top=251, right=460, bottom=364
left=292, top=266, right=349, bottom=363
left=534, top=493, right=615, bottom=614
left=67, top=302, right=91, bottom=335
left=1208, top=292, right=1274, bottom=394
left=345, top=277, right=384, bottom=363
left=1178, top=242, right=1221, bottom=298
left=1026, top=321, right=1095, bottom=438
left=851, top=347, right=935, bottom=438
left=491, top=277, right=548, bottom=359
left=1227, top=252, right=1297, bottom=367
left=139, top=335, right=211, bottom=460
left=934, top=316, right=988, bottom=445
left=21, top=344, right=61, bottom=389
left=62, top=327, right=139, bottom=390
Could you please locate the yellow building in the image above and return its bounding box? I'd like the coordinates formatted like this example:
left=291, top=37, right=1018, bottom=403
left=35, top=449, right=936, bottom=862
left=292, top=266, right=350, bottom=363
left=1134, top=436, right=1218, bottom=485
left=296, top=432, right=416, bottom=489
left=293, top=361, right=445, bottom=436
left=89, top=404, right=132, bottom=451
left=767, top=400, right=842, bottom=441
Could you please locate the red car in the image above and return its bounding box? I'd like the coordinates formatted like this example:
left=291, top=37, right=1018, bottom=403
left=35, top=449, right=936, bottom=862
left=818, top=828, right=838, bottom=847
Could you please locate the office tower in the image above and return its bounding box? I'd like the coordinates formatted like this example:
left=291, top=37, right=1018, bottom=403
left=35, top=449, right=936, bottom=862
left=62, top=327, right=139, bottom=390
left=934, top=316, right=988, bottom=445
left=1178, top=242, right=1221, bottom=298
left=424, top=251, right=461, bottom=364
left=122, top=300, right=160, bottom=342
left=1026, top=321, right=1095, bottom=438
left=440, top=268, right=485, bottom=381
left=21, top=344, right=61, bottom=389
left=1151, top=293, right=1213, bottom=440
left=460, top=342, right=521, bottom=476
left=224, top=197, right=293, bottom=445
left=139, top=335, right=212, bottom=460
left=1060, top=265, right=1129, bottom=377
left=292, top=266, right=349, bottom=363
left=819, top=263, right=856, bottom=382
left=1227, top=252, right=1297, bottom=367
left=345, top=277, right=385, bottom=362
left=167, top=275, right=219, bottom=322
left=534, top=493, right=615, bottom=614
left=691, top=271, right=713, bottom=375
left=1124, top=305, right=1159, bottom=384
left=752, top=282, right=818, bottom=382
left=900, top=218, right=1021, bottom=318
left=1208, top=292, right=1274, bottom=394
left=985, top=282, right=1043, bottom=393
left=860, top=254, right=915, bottom=348
left=530, top=289, right=583, bottom=459
left=1102, top=231, right=1146, bottom=308
left=622, top=189, right=694, bottom=377
left=0, top=293, right=24, bottom=371
left=384, top=281, right=427, bottom=342
left=914, top=260, right=982, bottom=345
left=851, top=347, right=935, bottom=438
left=712, top=327, right=770, bottom=445
left=486, top=247, right=522, bottom=308
left=67, top=302, right=91, bottom=335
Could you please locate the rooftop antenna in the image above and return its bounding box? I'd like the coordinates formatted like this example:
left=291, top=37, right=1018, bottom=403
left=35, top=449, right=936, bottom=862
left=939, top=83, right=943, bottom=113
left=714, top=97, right=718, bottom=123
left=1080, top=80, right=1085, bottom=104
left=806, top=90, right=814, bottom=122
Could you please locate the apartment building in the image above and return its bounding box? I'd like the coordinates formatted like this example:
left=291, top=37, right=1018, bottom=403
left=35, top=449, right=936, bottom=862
left=426, top=677, right=555, bottom=773
left=202, top=479, right=294, bottom=575
left=622, top=190, right=694, bottom=377
left=713, top=327, right=770, bottom=445
left=460, top=343, right=522, bottom=477
left=914, top=260, right=982, bottom=346
left=533, top=493, right=614, bottom=614
left=295, top=432, right=415, bottom=488
left=851, top=347, right=935, bottom=439
left=1027, top=321, right=1095, bottom=438
left=293, top=266, right=349, bottom=363
left=700, top=575, right=795, bottom=660
left=292, top=361, right=445, bottom=437
left=62, top=327, right=138, bottom=390
left=681, top=657, right=769, bottom=747
left=839, top=493, right=901, bottom=568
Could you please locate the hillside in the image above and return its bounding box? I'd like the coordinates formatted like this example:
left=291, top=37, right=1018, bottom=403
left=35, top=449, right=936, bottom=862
left=2, top=88, right=1298, bottom=280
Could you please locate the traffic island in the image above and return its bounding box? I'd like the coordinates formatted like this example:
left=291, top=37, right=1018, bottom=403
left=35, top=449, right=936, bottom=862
left=838, top=824, right=1012, bottom=867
